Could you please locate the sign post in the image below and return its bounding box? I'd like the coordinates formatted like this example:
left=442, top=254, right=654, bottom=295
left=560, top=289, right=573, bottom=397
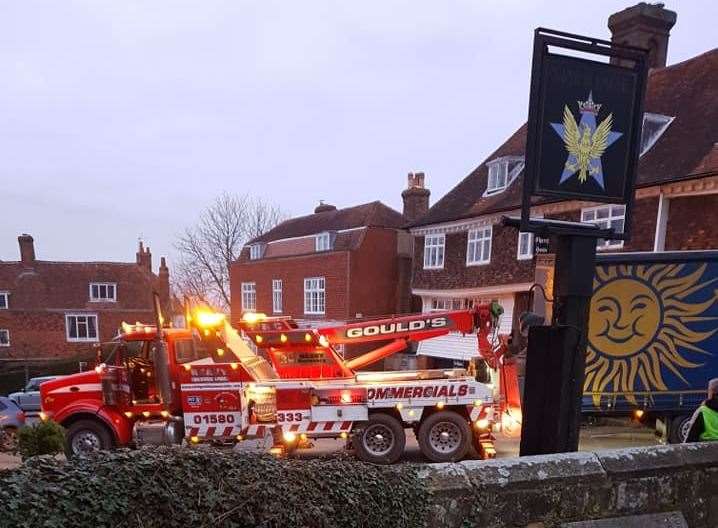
left=507, top=28, right=648, bottom=455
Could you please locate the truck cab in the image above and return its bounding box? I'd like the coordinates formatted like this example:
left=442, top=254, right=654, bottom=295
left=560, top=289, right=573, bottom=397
left=40, top=319, right=257, bottom=456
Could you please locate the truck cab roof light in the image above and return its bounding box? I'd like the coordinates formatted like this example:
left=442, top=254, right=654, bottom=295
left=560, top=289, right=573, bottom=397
left=195, top=310, right=226, bottom=328
left=241, top=312, right=267, bottom=325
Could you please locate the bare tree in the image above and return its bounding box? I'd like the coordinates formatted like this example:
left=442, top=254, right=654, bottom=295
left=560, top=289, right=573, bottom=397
left=174, top=192, right=284, bottom=310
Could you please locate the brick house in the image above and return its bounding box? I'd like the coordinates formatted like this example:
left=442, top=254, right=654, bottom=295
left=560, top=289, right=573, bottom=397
left=0, top=235, right=170, bottom=360
left=409, top=3, right=718, bottom=363
left=230, top=176, right=430, bottom=358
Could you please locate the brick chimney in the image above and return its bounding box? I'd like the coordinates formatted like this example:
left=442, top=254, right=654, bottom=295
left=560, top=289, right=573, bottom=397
left=608, top=2, right=677, bottom=69
left=158, top=256, right=170, bottom=308
left=136, top=241, right=152, bottom=272
left=401, top=172, right=430, bottom=222
left=18, top=234, right=35, bottom=265
left=314, top=200, right=338, bottom=214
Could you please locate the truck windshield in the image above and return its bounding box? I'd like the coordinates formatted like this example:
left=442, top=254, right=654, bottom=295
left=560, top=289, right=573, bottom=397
left=174, top=335, right=213, bottom=364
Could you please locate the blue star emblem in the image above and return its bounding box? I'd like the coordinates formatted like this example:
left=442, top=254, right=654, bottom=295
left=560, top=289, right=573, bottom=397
left=550, top=92, right=623, bottom=189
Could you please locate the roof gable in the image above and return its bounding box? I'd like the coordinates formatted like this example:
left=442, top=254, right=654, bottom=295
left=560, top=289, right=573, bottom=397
left=250, top=201, right=404, bottom=244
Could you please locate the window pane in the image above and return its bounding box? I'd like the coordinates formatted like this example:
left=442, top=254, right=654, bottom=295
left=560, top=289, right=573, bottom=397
left=69, top=317, right=77, bottom=338
left=108, top=285, right=115, bottom=299
left=0, top=294, right=6, bottom=309
left=88, top=317, right=97, bottom=338
left=92, top=285, right=99, bottom=298
left=596, top=207, right=609, bottom=219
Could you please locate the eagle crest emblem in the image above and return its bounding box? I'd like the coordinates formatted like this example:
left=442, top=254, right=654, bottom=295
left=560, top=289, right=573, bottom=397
left=550, top=92, right=623, bottom=189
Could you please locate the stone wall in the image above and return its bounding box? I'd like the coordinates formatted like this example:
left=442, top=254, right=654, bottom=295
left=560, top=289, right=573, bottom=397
left=418, top=443, right=718, bottom=528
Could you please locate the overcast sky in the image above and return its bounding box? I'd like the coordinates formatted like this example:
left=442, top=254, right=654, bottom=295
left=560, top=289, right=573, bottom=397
left=2, top=0, right=716, bottom=268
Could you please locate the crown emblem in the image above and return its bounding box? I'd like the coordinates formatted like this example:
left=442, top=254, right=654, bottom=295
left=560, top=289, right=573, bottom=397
left=577, top=91, right=602, bottom=115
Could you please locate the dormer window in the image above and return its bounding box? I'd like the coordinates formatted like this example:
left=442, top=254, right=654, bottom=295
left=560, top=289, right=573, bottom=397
left=640, top=113, right=673, bottom=157
left=484, top=156, right=525, bottom=196
left=315, top=232, right=332, bottom=252
left=249, top=244, right=265, bottom=260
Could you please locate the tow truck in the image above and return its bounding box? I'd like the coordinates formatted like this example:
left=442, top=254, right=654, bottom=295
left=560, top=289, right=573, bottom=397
left=40, top=299, right=519, bottom=463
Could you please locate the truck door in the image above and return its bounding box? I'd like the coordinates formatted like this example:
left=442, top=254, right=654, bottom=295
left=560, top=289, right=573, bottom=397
left=102, top=339, right=162, bottom=410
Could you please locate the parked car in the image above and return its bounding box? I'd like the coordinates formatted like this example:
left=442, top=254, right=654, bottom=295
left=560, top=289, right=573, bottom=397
left=0, top=396, right=26, bottom=451
left=9, top=376, right=61, bottom=413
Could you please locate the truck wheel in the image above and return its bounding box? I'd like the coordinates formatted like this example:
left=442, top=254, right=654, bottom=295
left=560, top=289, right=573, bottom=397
left=66, top=419, right=113, bottom=457
left=668, top=414, right=692, bottom=444
left=352, top=413, right=405, bottom=464
left=417, top=410, right=471, bottom=463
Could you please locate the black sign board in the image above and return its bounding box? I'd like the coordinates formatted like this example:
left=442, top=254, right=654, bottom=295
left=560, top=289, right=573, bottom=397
left=521, top=28, right=648, bottom=241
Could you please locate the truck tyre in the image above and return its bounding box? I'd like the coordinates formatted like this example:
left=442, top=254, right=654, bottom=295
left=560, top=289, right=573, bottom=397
left=66, top=419, right=113, bottom=457
left=417, top=410, right=471, bottom=463
left=352, top=413, right=405, bottom=464
left=668, top=414, right=692, bottom=444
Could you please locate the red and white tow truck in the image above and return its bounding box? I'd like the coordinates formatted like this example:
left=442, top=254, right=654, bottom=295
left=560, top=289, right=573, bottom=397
left=40, top=302, right=519, bottom=463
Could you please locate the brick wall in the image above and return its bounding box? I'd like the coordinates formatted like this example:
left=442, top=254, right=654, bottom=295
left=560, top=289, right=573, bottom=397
left=0, top=309, right=154, bottom=359
left=410, top=194, right=677, bottom=293
left=230, top=252, right=350, bottom=324
left=412, top=223, right=534, bottom=291
left=0, top=259, right=167, bottom=360
left=349, top=229, right=401, bottom=318
left=665, top=195, right=718, bottom=249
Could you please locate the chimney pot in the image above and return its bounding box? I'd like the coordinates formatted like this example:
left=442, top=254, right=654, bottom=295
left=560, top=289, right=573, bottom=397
left=608, top=2, right=677, bottom=69
left=18, top=234, right=36, bottom=265
left=136, top=241, right=152, bottom=272
left=402, top=172, right=431, bottom=222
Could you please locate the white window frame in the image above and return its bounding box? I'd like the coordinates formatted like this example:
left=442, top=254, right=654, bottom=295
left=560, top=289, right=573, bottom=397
left=272, top=279, right=283, bottom=314
left=0, top=329, right=9, bottom=347
left=241, top=282, right=257, bottom=312
left=425, top=298, right=466, bottom=312
left=466, top=226, right=492, bottom=266
left=0, top=292, right=8, bottom=310
left=89, top=282, right=117, bottom=302
left=423, top=234, right=445, bottom=269
left=517, top=231, right=534, bottom=260
left=315, top=232, right=331, bottom=252
left=65, top=313, right=99, bottom=343
left=249, top=244, right=263, bottom=260
left=581, top=204, right=626, bottom=250
left=484, top=156, right=525, bottom=197
left=304, top=277, right=326, bottom=315
left=486, top=162, right=508, bottom=194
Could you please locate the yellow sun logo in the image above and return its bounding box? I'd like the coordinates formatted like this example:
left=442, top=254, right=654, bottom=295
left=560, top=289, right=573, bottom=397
left=585, top=263, right=718, bottom=406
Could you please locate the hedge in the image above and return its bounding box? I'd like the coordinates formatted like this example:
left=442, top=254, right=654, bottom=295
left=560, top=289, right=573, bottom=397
left=0, top=447, right=431, bottom=528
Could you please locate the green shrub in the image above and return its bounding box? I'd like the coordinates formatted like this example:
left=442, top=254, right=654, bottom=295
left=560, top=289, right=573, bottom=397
left=15, top=420, right=66, bottom=460
left=0, top=447, right=430, bottom=528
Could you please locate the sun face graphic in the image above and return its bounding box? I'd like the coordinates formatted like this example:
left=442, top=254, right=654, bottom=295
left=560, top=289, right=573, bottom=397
left=585, top=263, right=718, bottom=406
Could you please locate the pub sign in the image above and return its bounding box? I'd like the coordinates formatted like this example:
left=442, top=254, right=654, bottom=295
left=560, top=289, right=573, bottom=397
left=522, top=28, right=648, bottom=237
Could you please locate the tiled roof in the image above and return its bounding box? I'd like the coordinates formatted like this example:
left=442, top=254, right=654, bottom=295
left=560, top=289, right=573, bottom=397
left=412, top=48, right=718, bottom=228
left=249, top=201, right=405, bottom=244
left=0, top=260, right=160, bottom=311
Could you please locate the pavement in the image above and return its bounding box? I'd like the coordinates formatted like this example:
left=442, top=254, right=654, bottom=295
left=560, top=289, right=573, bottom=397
left=0, top=421, right=659, bottom=471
